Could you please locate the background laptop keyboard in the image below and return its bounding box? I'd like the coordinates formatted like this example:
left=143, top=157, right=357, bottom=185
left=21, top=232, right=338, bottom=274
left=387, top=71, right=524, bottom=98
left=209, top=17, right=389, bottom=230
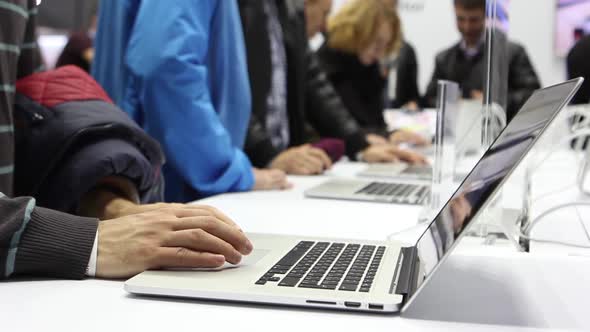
left=405, top=164, right=433, bottom=177
left=355, top=182, right=429, bottom=204
left=255, top=241, right=385, bottom=292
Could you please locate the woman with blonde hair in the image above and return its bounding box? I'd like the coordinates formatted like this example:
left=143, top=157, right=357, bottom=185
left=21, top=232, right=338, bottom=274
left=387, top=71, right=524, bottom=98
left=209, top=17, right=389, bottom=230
left=317, top=0, right=425, bottom=145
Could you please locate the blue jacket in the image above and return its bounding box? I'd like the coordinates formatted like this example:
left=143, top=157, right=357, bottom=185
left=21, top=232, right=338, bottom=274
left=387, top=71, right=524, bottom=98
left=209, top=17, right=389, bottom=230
left=92, top=0, right=254, bottom=202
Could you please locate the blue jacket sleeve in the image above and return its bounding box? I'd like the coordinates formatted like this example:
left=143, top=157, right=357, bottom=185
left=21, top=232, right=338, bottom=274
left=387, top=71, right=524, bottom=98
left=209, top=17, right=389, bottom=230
left=124, top=0, right=254, bottom=196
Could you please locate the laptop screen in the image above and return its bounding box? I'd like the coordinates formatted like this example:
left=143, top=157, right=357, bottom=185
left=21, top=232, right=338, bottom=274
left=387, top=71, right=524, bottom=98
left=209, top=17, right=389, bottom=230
left=405, top=79, right=582, bottom=308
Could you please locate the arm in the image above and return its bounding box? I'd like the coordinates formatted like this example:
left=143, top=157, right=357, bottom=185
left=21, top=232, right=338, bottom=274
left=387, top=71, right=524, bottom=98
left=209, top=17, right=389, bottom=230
left=0, top=2, right=94, bottom=280
left=0, top=194, right=98, bottom=279
left=305, top=50, right=369, bottom=157
left=1, top=0, right=42, bottom=196
left=244, top=114, right=283, bottom=168
left=125, top=0, right=253, bottom=196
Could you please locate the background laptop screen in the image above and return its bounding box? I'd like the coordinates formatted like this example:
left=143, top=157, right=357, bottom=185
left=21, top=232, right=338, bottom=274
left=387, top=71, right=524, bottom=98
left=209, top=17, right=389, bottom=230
left=410, top=79, right=581, bottom=299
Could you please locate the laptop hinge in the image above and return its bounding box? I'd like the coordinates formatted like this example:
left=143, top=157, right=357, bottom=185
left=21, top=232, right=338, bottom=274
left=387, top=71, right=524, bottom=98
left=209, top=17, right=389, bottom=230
left=393, top=246, right=420, bottom=298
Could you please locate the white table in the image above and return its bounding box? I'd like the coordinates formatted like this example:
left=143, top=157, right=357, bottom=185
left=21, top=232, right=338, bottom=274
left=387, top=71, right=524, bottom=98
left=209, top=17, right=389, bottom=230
left=2, top=158, right=590, bottom=332
left=4, top=107, right=590, bottom=331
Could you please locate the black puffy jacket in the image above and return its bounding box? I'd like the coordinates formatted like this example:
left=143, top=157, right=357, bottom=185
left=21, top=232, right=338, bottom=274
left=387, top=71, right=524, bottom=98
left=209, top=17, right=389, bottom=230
left=13, top=66, right=165, bottom=213
left=238, top=0, right=369, bottom=167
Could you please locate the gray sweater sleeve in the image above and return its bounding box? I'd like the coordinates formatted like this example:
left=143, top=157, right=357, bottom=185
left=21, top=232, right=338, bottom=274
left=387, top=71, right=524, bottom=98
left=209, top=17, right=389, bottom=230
left=0, top=194, right=98, bottom=279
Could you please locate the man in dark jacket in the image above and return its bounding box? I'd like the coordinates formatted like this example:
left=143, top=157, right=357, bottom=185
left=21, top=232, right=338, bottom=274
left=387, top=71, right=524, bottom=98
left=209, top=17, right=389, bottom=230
left=423, top=0, right=540, bottom=121
left=567, top=35, right=590, bottom=105
left=239, top=0, right=425, bottom=175
left=0, top=0, right=252, bottom=280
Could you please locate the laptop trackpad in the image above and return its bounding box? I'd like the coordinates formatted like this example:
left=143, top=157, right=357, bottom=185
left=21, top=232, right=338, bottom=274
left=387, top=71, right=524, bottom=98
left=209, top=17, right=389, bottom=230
left=167, top=249, right=271, bottom=272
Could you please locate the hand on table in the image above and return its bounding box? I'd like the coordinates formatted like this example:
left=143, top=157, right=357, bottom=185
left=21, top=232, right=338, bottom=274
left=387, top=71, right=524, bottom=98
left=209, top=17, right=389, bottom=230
left=253, top=168, right=292, bottom=191
left=361, top=144, right=428, bottom=164
left=389, top=130, right=430, bottom=147
left=270, top=144, right=332, bottom=175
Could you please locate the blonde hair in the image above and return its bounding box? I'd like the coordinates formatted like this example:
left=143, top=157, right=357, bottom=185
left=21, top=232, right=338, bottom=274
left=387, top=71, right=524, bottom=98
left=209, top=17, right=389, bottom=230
left=327, top=0, right=402, bottom=56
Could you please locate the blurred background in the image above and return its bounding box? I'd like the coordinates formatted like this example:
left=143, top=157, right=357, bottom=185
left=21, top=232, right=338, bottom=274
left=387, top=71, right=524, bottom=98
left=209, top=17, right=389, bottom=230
left=36, top=0, right=98, bottom=69
left=35, top=0, right=590, bottom=89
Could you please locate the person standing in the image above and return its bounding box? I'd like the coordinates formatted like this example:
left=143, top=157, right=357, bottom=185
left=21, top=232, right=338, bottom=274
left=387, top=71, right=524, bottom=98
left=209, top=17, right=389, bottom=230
left=423, top=0, right=540, bottom=121
left=93, top=0, right=289, bottom=203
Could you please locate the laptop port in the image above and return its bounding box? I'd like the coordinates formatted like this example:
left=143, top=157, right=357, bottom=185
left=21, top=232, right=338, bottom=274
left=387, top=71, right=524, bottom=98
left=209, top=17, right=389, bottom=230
left=368, top=304, right=384, bottom=310
left=306, top=300, right=336, bottom=305
left=344, top=301, right=361, bottom=308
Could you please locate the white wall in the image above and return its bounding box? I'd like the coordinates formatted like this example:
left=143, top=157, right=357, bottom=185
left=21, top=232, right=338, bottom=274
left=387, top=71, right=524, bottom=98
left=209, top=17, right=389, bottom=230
left=329, top=0, right=568, bottom=91
left=396, top=0, right=459, bottom=92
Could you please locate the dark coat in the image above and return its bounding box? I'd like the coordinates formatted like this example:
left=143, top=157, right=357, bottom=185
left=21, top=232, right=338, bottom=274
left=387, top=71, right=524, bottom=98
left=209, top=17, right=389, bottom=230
left=238, top=0, right=368, bottom=167
left=13, top=66, right=164, bottom=213
left=424, top=41, right=541, bottom=121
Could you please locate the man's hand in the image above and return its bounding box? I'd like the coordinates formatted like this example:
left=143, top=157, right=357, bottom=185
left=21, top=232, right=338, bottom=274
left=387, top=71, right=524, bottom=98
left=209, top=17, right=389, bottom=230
left=269, top=145, right=332, bottom=175
left=103, top=200, right=197, bottom=219
left=361, top=145, right=428, bottom=164
left=389, top=130, right=430, bottom=146
left=366, top=133, right=388, bottom=145
left=252, top=168, right=292, bottom=191
left=96, top=205, right=253, bottom=279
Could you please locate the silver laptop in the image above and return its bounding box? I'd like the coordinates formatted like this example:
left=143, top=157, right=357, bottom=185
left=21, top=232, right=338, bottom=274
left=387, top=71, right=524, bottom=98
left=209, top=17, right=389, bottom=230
left=356, top=99, right=485, bottom=182
left=125, top=79, right=582, bottom=313
left=358, top=162, right=433, bottom=181
left=304, top=178, right=431, bottom=205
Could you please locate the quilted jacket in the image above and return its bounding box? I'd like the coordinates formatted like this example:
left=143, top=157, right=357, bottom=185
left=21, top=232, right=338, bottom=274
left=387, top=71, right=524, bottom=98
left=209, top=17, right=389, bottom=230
left=13, top=65, right=165, bottom=213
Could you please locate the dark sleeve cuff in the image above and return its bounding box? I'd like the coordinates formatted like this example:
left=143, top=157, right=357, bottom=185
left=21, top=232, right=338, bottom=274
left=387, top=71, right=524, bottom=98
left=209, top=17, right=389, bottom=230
left=246, top=140, right=282, bottom=168
left=14, top=207, right=98, bottom=279
left=344, top=131, right=370, bottom=160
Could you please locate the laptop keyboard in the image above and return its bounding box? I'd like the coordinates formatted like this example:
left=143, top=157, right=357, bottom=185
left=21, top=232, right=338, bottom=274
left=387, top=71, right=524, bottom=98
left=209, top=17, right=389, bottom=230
left=355, top=182, right=429, bottom=204
left=255, top=241, right=385, bottom=292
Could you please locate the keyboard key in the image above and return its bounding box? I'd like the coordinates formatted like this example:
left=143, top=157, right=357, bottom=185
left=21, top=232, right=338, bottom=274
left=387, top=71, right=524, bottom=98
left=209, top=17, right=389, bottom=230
left=339, top=284, right=358, bottom=291
left=355, top=182, right=377, bottom=194
left=276, top=242, right=313, bottom=266
left=278, top=277, right=301, bottom=287
left=258, top=241, right=387, bottom=293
